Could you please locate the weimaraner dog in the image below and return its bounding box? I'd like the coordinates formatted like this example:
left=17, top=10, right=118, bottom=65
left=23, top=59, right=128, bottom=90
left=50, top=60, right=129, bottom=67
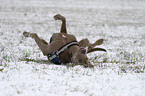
left=23, top=14, right=106, bottom=67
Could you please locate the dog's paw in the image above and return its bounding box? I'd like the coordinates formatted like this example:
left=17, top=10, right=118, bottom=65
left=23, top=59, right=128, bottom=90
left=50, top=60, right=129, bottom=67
left=23, top=31, right=31, bottom=37
left=54, top=14, right=65, bottom=21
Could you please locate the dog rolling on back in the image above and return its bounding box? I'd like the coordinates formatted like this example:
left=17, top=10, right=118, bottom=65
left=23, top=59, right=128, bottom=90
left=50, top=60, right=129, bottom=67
left=23, top=14, right=106, bottom=67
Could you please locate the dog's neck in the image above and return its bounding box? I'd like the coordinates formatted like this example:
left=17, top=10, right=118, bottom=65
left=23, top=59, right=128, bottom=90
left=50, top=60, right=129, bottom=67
left=70, top=45, right=79, bottom=63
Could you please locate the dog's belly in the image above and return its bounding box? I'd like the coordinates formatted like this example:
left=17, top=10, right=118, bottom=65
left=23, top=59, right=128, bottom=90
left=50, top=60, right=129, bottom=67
left=49, top=33, right=78, bottom=63
left=50, top=33, right=77, bottom=42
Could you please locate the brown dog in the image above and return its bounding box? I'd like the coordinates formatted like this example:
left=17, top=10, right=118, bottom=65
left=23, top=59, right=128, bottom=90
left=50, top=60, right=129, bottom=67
left=23, top=14, right=106, bottom=67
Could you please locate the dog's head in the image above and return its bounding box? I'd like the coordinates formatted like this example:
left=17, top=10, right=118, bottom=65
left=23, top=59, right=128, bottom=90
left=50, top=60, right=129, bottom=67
left=71, top=47, right=94, bottom=67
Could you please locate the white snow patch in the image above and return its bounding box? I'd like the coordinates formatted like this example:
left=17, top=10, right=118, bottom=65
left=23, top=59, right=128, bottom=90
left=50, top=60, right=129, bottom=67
left=0, top=0, right=145, bottom=96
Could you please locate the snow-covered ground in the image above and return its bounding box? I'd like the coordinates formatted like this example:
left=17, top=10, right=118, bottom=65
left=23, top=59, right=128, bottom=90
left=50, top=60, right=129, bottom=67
left=0, top=0, right=145, bottom=96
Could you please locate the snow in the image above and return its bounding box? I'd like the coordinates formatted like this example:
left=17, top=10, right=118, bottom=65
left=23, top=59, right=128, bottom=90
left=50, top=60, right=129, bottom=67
left=1, top=62, right=145, bottom=96
left=0, top=0, right=145, bottom=96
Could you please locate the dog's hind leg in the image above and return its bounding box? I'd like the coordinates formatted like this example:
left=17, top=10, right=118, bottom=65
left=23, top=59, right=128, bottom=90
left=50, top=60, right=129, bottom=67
left=54, top=14, right=67, bottom=34
left=79, top=38, right=104, bottom=48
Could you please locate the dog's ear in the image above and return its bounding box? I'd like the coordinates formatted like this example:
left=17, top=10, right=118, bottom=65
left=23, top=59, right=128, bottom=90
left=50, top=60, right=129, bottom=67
left=79, top=38, right=90, bottom=48
left=87, top=47, right=107, bottom=53
left=90, top=39, right=104, bottom=47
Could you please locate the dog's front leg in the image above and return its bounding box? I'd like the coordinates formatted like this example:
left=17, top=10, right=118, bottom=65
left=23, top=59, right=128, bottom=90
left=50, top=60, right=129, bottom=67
left=23, top=32, right=50, bottom=55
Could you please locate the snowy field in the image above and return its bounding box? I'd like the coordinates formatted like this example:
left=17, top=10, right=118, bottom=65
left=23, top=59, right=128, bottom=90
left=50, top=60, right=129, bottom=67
left=0, top=0, right=145, bottom=96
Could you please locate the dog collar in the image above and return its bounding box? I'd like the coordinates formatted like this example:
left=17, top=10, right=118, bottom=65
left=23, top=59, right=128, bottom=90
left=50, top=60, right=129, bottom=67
left=47, top=41, right=79, bottom=64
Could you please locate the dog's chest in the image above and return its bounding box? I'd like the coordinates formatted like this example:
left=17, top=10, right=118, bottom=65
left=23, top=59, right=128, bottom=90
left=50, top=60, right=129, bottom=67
left=49, top=33, right=78, bottom=63
left=59, top=49, right=72, bottom=63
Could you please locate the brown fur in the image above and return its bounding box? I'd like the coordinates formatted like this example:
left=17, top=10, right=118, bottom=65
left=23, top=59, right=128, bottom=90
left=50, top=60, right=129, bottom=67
left=23, top=14, right=106, bottom=67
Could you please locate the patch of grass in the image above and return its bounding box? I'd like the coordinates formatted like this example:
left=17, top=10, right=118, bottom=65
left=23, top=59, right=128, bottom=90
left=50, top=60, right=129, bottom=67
left=119, top=64, right=145, bottom=73
left=91, top=49, right=145, bottom=73
left=0, top=50, right=11, bottom=67
left=129, top=65, right=145, bottom=73
left=0, top=67, right=4, bottom=71
left=20, top=58, right=49, bottom=64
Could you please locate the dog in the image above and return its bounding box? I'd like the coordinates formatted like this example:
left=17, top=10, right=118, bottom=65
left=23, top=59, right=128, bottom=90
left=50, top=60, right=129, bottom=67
left=23, top=14, right=106, bottom=67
